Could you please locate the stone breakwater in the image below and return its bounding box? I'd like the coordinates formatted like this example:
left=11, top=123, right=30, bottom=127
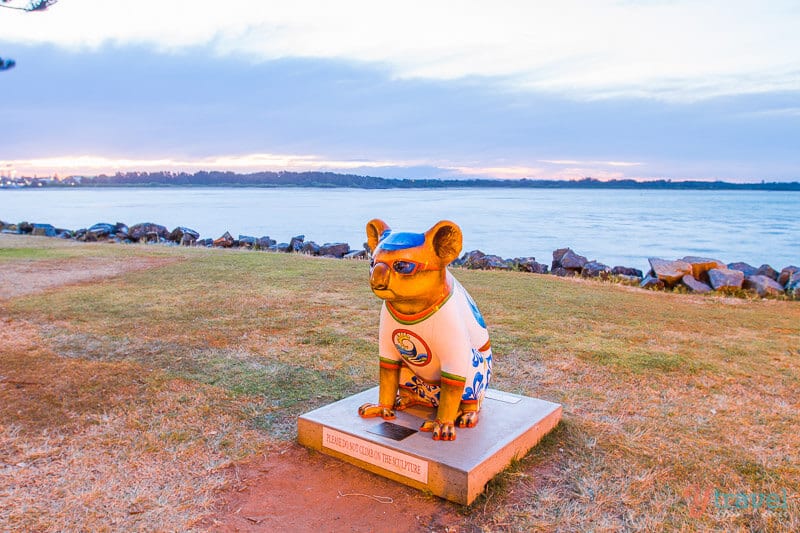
left=2, top=219, right=798, bottom=300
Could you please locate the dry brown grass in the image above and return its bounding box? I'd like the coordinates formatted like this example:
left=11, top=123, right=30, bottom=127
left=1, top=234, right=798, bottom=531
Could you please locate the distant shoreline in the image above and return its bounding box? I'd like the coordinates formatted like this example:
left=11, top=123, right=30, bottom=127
left=2, top=171, right=799, bottom=191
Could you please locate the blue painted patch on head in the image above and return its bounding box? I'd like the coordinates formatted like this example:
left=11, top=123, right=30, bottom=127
left=378, top=231, right=425, bottom=251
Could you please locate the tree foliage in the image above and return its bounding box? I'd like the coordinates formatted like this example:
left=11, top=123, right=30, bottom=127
left=0, top=0, right=57, bottom=71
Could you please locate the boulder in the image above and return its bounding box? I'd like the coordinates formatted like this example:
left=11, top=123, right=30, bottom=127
left=612, top=266, right=643, bottom=278
left=778, top=266, right=799, bottom=287
left=31, top=223, right=57, bottom=237
left=129, top=222, right=168, bottom=242
left=755, top=264, right=779, bottom=281
left=319, top=242, right=351, bottom=258
left=328, top=243, right=354, bottom=258
left=648, top=258, right=692, bottom=285
left=255, top=236, right=276, bottom=250
left=680, top=256, right=726, bottom=281
left=18, top=221, right=33, bottom=234
left=786, top=271, right=800, bottom=299
left=560, top=249, right=587, bottom=271
left=301, top=241, right=321, bottom=255
left=0, top=220, right=6, bottom=230
left=275, top=242, right=291, bottom=253
left=581, top=260, right=611, bottom=279
left=743, top=275, right=785, bottom=298
left=344, top=249, right=368, bottom=260
left=511, top=257, right=548, bottom=274
left=681, top=274, right=712, bottom=293
left=727, top=262, right=758, bottom=277
left=551, top=248, right=570, bottom=270
left=87, top=222, right=116, bottom=239
left=551, top=267, right=577, bottom=277
left=459, top=250, right=487, bottom=269
left=289, top=235, right=305, bottom=252
left=169, top=226, right=200, bottom=243
left=477, top=255, right=512, bottom=270
left=213, top=231, right=235, bottom=248
left=196, top=238, right=213, bottom=247
left=238, top=235, right=256, bottom=248
left=640, top=273, right=665, bottom=290
left=707, top=268, right=744, bottom=291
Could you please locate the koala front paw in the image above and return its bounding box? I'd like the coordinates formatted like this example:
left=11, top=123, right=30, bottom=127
left=456, top=410, right=479, bottom=428
left=420, top=419, right=456, bottom=441
left=357, top=403, right=396, bottom=420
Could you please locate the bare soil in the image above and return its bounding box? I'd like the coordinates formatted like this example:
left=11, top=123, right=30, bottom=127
left=205, top=446, right=463, bottom=532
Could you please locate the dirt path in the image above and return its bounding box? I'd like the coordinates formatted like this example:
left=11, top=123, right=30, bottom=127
left=0, top=256, right=178, bottom=299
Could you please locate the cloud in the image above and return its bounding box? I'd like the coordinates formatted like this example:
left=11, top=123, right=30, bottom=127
left=2, top=0, right=799, bottom=101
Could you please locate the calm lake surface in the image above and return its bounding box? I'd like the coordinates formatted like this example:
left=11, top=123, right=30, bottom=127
left=2, top=187, right=798, bottom=272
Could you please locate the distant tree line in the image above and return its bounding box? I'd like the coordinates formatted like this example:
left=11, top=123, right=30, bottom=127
left=53, top=172, right=800, bottom=190
left=3, top=171, right=799, bottom=190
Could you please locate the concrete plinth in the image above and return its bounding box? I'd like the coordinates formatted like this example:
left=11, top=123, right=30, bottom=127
left=297, top=387, right=561, bottom=505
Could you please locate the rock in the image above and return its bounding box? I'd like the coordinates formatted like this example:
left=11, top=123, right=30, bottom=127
left=511, top=257, right=548, bottom=274
left=213, top=231, right=235, bottom=248
left=551, top=248, right=570, bottom=270
left=458, top=250, right=486, bottom=269
left=640, top=273, right=665, bottom=290
left=31, top=223, right=57, bottom=237
left=18, top=221, right=33, bottom=234
left=0, top=220, right=6, bottom=230
left=560, top=249, right=587, bottom=271
left=289, top=235, right=305, bottom=252
left=276, top=242, right=291, bottom=253
left=238, top=235, right=256, bottom=248
left=196, top=238, right=213, bottom=247
left=755, top=264, right=779, bottom=281
left=551, top=267, right=577, bottom=277
left=727, top=262, right=758, bottom=277
left=680, top=256, right=726, bottom=281
left=581, top=260, right=611, bottom=279
left=707, top=268, right=745, bottom=291
left=169, top=226, right=199, bottom=243
left=479, top=255, right=512, bottom=270
left=786, top=271, right=800, bottom=299
left=648, top=258, right=692, bottom=285
left=301, top=241, right=321, bottom=255
left=255, top=236, right=276, bottom=250
left=612, top=266, right=643, bottom=278
left=743, top=275, right=785, bottom=298
left=343, top=249, right=368, bottom=260
left=129, top=222, right=168, bottom=242
left=681, top=274, right=712, bottom=293
left=778, top=266, right=799, bottom=286
left=87, top=222, right=116, bottom=239
left=319, top=243, right=350, bottom=258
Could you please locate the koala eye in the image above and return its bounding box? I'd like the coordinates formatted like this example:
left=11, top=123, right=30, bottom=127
left=392, top=261, right=418, bottom=275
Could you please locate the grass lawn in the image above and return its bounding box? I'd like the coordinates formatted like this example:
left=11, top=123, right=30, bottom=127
left=1, top=234, right=798, bottom=531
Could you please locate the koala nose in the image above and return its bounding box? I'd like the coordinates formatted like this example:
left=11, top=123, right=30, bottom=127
left=370, top=262, right=391, bottom=290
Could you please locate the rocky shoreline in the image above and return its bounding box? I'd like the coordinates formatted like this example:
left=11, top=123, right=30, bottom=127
left=2, top=219, right=798, bottom=299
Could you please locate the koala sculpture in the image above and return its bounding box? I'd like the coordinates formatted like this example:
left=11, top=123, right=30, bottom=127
left=358, top=219, right=493, bottom=441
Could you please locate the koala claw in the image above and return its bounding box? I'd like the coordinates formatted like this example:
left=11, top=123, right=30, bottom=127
left=456, top=410, right=479, bottom=428
left=358, top=403, right=396, bottom=419
left=420, top=419, right=456, bottom=441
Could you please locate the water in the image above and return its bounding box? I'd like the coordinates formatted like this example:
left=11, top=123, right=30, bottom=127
left=2, top=187, right=798, bottom=271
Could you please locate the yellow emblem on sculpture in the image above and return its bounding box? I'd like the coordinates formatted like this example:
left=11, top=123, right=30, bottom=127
left=358, top=219, right=493, bottom=441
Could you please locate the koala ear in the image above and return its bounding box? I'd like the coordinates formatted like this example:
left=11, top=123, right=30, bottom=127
left=426, top=220, right=463, bottom=265
left=366, top=219, right=391, bottom=253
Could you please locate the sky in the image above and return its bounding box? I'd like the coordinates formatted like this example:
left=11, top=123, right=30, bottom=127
left=1, top=0, right=799, bottom=182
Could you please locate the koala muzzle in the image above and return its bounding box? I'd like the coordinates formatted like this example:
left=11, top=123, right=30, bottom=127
left=370, top=261, right=391, bottom=290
